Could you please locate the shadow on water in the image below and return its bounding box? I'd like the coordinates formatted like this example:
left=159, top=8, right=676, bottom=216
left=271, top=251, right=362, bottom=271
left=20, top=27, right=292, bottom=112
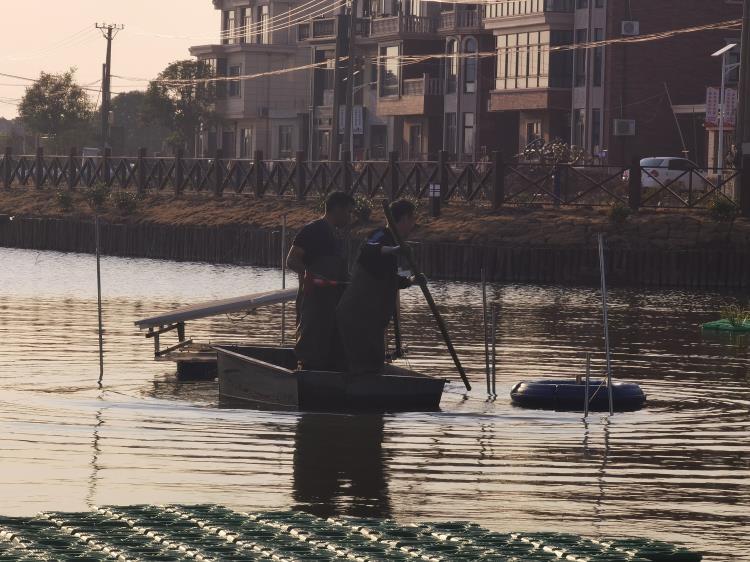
left=292, top=413, right=391, bottom=519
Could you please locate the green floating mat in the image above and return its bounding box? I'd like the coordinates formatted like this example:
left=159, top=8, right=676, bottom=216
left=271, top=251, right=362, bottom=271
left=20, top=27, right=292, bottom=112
left=701, top=319, right=750, bottom=332
left=0, top=506, right=702, bottom=562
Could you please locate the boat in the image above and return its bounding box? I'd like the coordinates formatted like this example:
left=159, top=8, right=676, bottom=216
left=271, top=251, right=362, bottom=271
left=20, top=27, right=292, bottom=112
left=215, top=345, right=446, bottom=411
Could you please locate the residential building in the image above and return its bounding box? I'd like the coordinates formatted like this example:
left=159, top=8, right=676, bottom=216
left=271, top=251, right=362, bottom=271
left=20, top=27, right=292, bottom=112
left=190, top=0, right=314, bottom=159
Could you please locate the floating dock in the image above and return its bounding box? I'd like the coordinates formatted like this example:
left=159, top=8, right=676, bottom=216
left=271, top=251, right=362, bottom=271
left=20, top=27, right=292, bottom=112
left=0, top=505, right=701, bottom=561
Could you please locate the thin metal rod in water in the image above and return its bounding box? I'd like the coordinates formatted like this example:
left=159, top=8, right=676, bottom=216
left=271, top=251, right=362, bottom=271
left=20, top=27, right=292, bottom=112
left=95, top=215, right=104, bottom=385
left=281, top=214, right=287, bottom=345
left=482, top=268, right=491, bottom=397
left=491, top=303, right=498, bottom=397
left=598, top=234, right=614, bottom=415
left=584, top=352, right=591, bottom=418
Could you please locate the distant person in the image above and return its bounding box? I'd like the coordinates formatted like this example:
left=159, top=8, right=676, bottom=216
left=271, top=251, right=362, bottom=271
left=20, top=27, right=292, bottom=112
left=337, top=199, right=421, bottom=374
left=286, top=191, right=355, bottom=371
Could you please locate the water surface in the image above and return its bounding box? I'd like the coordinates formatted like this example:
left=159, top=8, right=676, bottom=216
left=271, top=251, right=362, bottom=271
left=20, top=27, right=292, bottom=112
left=0, top=248, right=748, bottom=560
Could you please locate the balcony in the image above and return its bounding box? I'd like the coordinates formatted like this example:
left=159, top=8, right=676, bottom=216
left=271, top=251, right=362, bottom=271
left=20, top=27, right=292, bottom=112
left=297, top=17, right=370, bottom=43
left=483, top=0, right=573, bottom=30
left=438, top=10, right=484, bottom=33
left=370, top=15, right=437, bottom=39
left=378, top=74, right=443, bottom=116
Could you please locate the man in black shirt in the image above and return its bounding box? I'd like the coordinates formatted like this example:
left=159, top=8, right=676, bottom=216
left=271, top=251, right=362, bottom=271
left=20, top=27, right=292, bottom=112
left=287, top=191, right=355, bottom=370
left=337, top=199, right=419, bottom=374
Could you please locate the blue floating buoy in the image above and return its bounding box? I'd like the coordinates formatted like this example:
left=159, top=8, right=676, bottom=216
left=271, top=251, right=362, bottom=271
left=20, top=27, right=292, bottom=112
left=510, top=378, right=646, bottom=412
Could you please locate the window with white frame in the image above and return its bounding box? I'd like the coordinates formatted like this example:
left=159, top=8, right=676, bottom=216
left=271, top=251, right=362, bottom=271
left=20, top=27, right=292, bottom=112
left=228, top=66, right=241, bottom=97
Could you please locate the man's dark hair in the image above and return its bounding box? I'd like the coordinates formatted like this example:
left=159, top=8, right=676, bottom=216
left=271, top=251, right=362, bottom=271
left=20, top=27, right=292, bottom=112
left=390, top=199, right=415, bottom=223
left=325, top=191, right=355, bottom=212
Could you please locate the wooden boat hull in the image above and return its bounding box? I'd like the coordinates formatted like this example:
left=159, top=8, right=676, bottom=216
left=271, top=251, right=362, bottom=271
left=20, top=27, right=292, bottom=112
left=215, top=345, right=445, bottom=411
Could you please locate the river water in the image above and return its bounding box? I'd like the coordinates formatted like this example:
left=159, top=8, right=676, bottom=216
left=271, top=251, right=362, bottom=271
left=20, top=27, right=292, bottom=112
left=0, top=247, right=748, bottom=560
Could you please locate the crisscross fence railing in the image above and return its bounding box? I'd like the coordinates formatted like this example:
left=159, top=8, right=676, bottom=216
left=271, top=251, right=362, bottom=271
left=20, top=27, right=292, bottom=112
left=2, top=147, right=748, bottom=215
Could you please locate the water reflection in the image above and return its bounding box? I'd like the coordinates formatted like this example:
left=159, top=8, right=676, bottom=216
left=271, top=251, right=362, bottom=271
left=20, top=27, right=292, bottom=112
left=293, top=413, right=390, bottom=519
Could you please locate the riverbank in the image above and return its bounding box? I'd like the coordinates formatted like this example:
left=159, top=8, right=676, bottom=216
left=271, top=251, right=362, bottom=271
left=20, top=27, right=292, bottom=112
left=2, top=189, right=750, bottom=287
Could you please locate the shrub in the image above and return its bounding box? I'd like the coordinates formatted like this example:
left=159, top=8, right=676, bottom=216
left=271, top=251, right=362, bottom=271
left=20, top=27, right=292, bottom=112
left=354, top=195, right=373, bottom=223
left=83, top=184, right=111, bottom=211
left=111, top=190, right=138, bottom=215
left=608, top=202, right=631, bottom=225
left=721, top=304, right=750, bottom=327
left=56, top=190, right=74, bottom=212
left=708, top=197, right=738, bottom=222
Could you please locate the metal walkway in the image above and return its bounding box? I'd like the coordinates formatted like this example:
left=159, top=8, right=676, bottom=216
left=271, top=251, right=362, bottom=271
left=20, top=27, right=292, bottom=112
left=0, top=505, right=701, bottom=561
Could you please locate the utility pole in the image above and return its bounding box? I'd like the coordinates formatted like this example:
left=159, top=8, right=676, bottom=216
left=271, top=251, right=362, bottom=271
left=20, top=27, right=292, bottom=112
left=736, top=0, right=750, bottom=155
left=96, top=23, right=124, bottom=151
left=342, top=0, right=358, bottom=158
left=329, top=7, right=348, bottom=161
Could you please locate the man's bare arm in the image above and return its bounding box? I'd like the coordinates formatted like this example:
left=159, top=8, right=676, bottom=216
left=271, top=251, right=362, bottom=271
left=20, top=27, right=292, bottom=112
left=286, top=245, right=306, bottom=277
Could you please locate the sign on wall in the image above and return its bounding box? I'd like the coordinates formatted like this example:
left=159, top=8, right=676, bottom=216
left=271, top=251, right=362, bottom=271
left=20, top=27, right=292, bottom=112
left=705, top=87, right=737, bottom=127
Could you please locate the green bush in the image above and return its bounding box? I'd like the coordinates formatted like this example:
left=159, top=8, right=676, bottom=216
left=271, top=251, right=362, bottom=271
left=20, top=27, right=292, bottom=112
left=56, top=190, right=74, bottom=212
left=111, top=190, right=138, bottom=215
left=708, top=197, right=738, bottom=222
left=608, top=202, right=632, bottom=225
left=83, top=184, right=111, bottom=211
left=720, top=304, right=750, bottom=327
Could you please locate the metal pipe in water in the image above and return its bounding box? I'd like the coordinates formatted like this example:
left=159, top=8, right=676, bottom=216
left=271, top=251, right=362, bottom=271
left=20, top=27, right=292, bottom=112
left=597, top=234, right=614, bottom=416
left=95, top=214, right=104, bottom=386
left=584, top=352, right=591, bottom=418
left=491, top=303, right=498, bottom=397
left=281, top=214, right=287, bottom=346
left=482, top=268, right=491, bottom=397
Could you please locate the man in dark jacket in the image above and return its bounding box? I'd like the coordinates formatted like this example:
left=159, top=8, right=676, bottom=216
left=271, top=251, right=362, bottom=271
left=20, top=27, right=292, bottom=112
left=286, top=191, right=355, bottom=370
left=336, top=199, right=419, bottom=374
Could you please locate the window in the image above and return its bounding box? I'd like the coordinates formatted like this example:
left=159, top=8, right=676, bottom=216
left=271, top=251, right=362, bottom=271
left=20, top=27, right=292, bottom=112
left=258, top=5, right=270, bottom=44
left=222, top=10, right=235, bottom=45
left=574, top=29, right=587, bottom=87
left=573, top=109, right=585, bottom=147
left=464, top=38, right=477, bottom=93
left=228, top=65, right=241, bottom=97
left=446, top=40, right=457, bottom=94
left=463, top=112, right=475, bottom=158
left=526, top=121, right=541, bottom=145
left=240, top=8, right=251, bottom=44
left=496, top=30, right=559, bottom=90
left=408, top=124, right=422, bottom=160
left=550, top=30, right=573, bottom=88
left=405, top=0, right=422, bottom=16
left=591, top=109, right=601, bottom=152
left=595, top=0, right=605, bottom=7
left=593, top=28, right=603, bottom=87
left=445, top=113, right=457, bottom=156
left=222, top=131, right=236, bottom=158
left=379, top=45, right=400, bottom=97
left=576, top=0, right=588, bottom=7
left=240, top=127, right=254, bottom=158
left=317, top=130, right=331, bottom=160
left=278, top=126, right=293, bottom=158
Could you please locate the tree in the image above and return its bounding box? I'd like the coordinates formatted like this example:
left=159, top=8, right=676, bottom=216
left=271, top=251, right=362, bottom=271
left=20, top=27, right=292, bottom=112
left=18, top=69, right=94, bottom=150
left=144, top=60, right=217, bottom=157
left=110, top=90, right=169, bottom=156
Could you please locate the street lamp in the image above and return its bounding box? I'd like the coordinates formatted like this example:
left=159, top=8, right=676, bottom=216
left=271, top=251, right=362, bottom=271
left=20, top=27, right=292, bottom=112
left=712, top=43, right=740, bottom=175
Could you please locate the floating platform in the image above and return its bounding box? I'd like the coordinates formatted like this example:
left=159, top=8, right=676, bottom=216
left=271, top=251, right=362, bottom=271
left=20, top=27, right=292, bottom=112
left=0, top=505, right=701, bottom=561
left=511, top=378, right=646, bottom=412
left=701, top=319, right=750, bottom=333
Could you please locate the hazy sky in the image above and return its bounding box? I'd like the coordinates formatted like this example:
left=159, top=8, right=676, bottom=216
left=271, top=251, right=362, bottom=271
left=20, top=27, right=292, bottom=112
left=0, top=1, right=219, bottom=119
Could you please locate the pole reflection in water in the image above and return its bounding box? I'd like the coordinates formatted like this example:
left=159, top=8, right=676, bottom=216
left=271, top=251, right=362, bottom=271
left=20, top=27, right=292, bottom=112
left=293, top=413, right=391, bottom=519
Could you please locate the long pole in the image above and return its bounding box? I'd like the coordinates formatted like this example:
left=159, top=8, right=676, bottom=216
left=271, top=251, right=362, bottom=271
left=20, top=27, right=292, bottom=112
left=96, top=23, right=124, bottom=151
left=597, top=234, right=614, bottom=415
left=584, top=352, right=591, bottom=418
left=491, top=303, right=497, bottom=397
left=95, top=215, right=104, bottom=385
left=382, top=200, right=471, bottom=390
left=281, top=214, right=287, bottom=345
left=343, top=0, right=357, bottom=156
left=736, top=0, right=750, bottom=155
left=482, top=268, right=490, bottom=396
left=719, top=52, right=728, bottom=175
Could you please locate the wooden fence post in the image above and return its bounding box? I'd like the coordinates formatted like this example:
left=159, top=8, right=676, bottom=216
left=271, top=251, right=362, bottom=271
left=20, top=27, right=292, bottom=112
left=103, top=147, right=111, bottom=186
left=741, top=154, right=750, bottom=217
left=3, top=147, right=11, bottom=189
left=388, top=151, right=399, bottom=201
left=214, top=148, right=224, bottom=198
left=295, top=150, right=306, bottom=200
left=628, top=155, right=641, bottom=211
left=254, top=149, right=264, bottom=198
left=439, top=149, right=448, bottom=203
left=492, top=150, right=504, bottom=209
left=342, top=150, right=352, bottom=193
left=67, top=147, right=77, bottom=190
left=34, top=146, right=44, bottom=189
left=137, top=147, right=147, bottom=195
left=174, top=149, right=184, bottom=196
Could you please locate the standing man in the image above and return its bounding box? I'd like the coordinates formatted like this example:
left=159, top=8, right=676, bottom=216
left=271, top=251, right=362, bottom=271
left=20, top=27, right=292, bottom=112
left=337, top=199, right=420, bottom=374
left=286, top=191, right=355, bottom=371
